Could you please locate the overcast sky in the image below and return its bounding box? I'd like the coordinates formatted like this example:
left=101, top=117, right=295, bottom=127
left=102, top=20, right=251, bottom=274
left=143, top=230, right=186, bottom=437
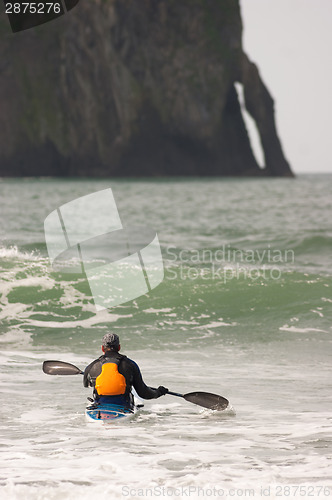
left=240, top=0, right=332, bottom=174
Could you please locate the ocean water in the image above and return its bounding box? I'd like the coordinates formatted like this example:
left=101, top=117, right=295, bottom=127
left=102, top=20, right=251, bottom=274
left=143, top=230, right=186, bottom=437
left=0, top=176, right=331, bottom=500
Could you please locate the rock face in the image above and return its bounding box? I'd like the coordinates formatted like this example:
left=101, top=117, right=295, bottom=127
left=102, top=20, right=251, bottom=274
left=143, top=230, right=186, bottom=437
left=0, top=0, right=293, bottom=177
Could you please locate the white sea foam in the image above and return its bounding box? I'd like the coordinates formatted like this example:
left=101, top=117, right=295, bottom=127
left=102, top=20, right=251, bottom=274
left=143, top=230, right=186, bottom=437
left=279, top=325, right=329, bottom=333
left=0, top=329, right=33, bottom=347
left=17, top=313, right=123, bottom=329
left=310, top=309, right=324, bottom=317
left=196, top=321, right=237, bottom=329
left=0, top=245, right=44, bottom=261
left=0, top=269, right=131, bottom=328
left=1, top=177, right=332, bottom=499
left=143, top=308, right=173, bottom=314
left=1, top=341, right=331, bottom=499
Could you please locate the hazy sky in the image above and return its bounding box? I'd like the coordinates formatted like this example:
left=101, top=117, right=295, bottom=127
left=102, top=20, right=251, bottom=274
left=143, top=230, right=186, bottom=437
left=240, top=0, right=332, bottom=174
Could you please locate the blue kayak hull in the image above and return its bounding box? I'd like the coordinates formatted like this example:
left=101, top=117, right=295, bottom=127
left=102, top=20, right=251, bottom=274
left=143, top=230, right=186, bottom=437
left=85, top=403, right=136, bottom=422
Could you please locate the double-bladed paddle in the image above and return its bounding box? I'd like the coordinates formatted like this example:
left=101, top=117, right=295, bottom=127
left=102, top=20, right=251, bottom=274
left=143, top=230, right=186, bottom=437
left=43, top=360, right=83, bottom=375
left=42, top=360, right=229, bottom=411
left=166, top=390, right=229, bottom=411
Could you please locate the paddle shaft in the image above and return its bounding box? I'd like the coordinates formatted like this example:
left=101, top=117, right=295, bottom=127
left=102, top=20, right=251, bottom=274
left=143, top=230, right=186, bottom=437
left=43, top=360, right=228, bottom=410
left=167, top=390, right=184, bottom=398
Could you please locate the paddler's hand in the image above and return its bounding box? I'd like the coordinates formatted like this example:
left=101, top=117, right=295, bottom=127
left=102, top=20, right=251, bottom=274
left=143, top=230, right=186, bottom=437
left=155, top=386, right=168, bottom=397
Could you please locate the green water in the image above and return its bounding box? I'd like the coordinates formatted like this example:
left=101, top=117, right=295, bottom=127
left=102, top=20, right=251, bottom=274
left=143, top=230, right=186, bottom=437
left=1, top=176, right=331, bottom=349
left=0, top=176, right=331, bottom=499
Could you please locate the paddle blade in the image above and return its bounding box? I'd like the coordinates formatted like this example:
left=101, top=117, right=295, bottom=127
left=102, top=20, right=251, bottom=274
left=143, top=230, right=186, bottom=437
left=183, top=392, right=229, bottom=411
left=43, top=360, right=83, bottom=375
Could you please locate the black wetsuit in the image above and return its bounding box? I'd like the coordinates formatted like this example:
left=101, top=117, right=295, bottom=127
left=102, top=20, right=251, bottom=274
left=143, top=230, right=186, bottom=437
left=83, top=351, right=160, bottom=407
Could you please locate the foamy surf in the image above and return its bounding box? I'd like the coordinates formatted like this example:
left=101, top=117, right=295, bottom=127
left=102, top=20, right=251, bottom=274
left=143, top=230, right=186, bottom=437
left=1, top=176, right=331, bottom=499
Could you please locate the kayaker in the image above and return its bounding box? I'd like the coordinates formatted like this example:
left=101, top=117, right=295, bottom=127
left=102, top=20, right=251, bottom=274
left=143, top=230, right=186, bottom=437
left=83, top=333, right=168, bottom=409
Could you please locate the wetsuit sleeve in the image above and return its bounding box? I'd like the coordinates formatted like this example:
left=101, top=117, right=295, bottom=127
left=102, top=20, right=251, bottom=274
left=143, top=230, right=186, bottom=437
left=129, top=359, right=161, bottom=399
left=83, top=359, right=101, bottom=388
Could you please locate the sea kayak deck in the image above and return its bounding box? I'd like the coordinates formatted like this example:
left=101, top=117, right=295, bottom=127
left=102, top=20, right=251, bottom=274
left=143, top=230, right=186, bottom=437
left=86, top=403, right=135, bottom=422
left=85, top=395, right=144, bottom=423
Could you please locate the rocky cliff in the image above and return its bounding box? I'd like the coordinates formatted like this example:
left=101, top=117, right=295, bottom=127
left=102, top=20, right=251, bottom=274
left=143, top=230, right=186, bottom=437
left=0, top=0, right=293, bottom=177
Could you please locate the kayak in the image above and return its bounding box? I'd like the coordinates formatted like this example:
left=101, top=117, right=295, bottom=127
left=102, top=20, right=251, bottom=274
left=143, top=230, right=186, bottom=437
left=85, top=394, right=143, bottom=423
left=42, top=361, right=230, bottom=417
left=85, top=402, right=137, bottom=423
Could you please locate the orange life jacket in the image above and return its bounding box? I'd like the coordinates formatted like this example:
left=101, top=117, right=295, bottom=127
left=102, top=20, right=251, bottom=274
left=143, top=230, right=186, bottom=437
left=95, top=361, right=127, bottom=396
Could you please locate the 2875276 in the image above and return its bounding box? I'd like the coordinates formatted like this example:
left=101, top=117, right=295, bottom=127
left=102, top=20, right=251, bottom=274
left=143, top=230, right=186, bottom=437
left=5, top=2, right=62, bottom=14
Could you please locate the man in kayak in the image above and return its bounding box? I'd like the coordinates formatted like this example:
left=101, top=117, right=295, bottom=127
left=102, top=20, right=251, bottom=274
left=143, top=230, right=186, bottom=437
left=83, top=333, right=168, bottom=409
